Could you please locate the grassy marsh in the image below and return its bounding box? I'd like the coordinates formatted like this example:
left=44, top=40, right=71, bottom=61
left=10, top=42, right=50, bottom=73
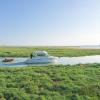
left=0, top=47, right=100, bottom=100
left=0, top=64, right=100, bottom=100
left=0, top=46, right=100, bottom=57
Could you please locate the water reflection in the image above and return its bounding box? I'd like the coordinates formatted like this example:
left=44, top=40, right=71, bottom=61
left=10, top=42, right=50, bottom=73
left=0, top=55, right=100, bottom=67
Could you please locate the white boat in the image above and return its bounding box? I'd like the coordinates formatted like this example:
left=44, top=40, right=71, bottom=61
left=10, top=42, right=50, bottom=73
left=25, top=51, right=58, bottom=64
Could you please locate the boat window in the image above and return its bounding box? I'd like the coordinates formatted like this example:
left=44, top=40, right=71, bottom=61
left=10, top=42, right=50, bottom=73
left=37, top=53, right=47, bottom=56
left=33, top=51, right=49, bottom=57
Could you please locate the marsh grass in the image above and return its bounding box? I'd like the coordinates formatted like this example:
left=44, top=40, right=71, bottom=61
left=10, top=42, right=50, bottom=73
left=0, top=47, right=100, bottom=99
left=0, top=64, right=100, bottom=99
left=0, top=46, right=100, bottom=57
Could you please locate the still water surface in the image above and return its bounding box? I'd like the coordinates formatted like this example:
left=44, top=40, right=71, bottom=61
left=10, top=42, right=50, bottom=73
left=0, top=55, right=100, bottom=67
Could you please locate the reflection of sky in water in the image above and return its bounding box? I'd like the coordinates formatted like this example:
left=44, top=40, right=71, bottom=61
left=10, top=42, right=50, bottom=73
left=0, top=57, right=27, bottom=67
left=0, top=55, right=100, bottom=67
left=58, top=55, right=100, bottom=65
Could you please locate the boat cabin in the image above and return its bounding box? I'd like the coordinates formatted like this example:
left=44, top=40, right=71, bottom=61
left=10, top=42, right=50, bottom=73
left=32, top=51, right=49, bottom=57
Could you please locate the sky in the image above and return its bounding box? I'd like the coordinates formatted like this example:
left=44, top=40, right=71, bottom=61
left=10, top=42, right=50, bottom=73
left=0, top=0, right=100, bottom=46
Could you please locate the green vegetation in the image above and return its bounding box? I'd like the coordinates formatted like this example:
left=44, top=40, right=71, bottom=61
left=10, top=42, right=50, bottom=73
left=0, top=47, right=100, bottom=99
left=0, top=64, right=100, bottom=100
left=0, top=46, right=100, bottom=57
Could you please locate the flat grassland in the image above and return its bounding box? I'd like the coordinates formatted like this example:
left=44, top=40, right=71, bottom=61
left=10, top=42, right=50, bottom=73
left=0, top=64, right=100, bottom=100
left=0, top=46, right=100, bottom=57
left=0, top=46, right=100, bottom=100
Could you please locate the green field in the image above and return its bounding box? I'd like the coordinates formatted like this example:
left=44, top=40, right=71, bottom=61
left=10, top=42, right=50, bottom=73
left=0, top=47, right=100, bottom=100
left=0, top=46, right=100, bottom=57
left=0, top=64, right=100, bottom=100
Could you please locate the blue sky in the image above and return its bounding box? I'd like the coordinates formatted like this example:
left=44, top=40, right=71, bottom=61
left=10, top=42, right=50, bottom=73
left=0, top=0, right=100, bottom=46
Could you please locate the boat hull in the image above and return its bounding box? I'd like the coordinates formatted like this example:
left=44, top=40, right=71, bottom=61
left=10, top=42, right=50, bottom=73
left=25, top=56, right=58, bottom=64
